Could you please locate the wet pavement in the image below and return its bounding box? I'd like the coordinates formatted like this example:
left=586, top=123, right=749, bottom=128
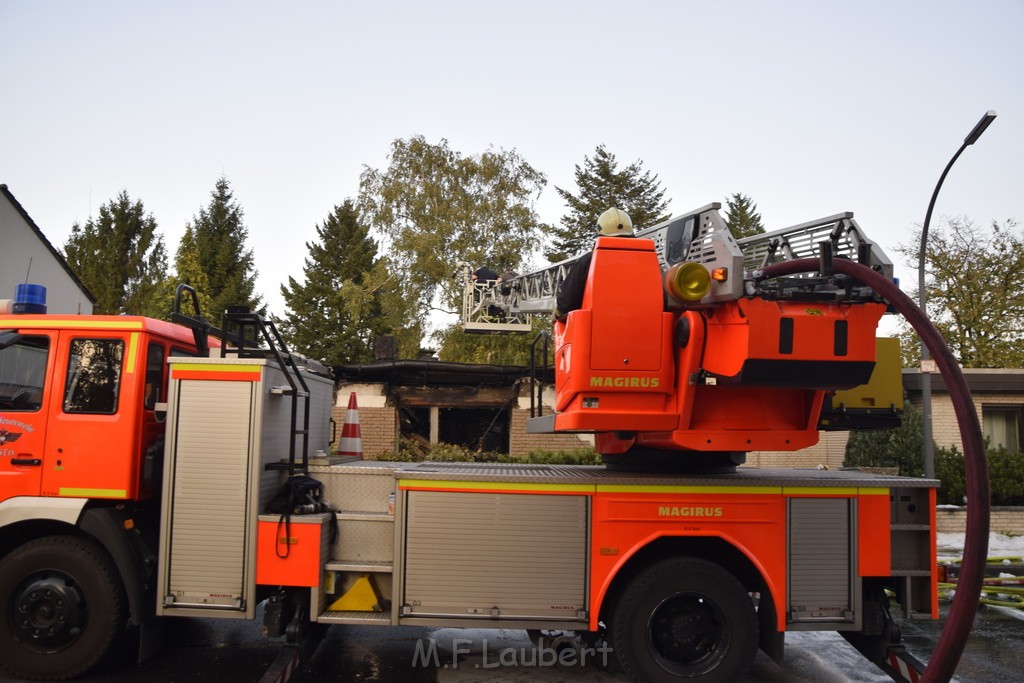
left=1, top=605, right=1022, bottom=682
left=901, top=603, right=1024, bottom=682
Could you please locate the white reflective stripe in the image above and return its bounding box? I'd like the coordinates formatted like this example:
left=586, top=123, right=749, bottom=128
left=0, top=496, right=87, bottom=528
left=888, top=652, right=917, bottom=682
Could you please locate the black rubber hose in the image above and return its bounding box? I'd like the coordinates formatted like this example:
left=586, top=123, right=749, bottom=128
left=758, top=258, right=989, bottom=683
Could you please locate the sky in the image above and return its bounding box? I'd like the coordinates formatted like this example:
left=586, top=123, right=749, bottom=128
left=2, top=0, right=1021, bottom=325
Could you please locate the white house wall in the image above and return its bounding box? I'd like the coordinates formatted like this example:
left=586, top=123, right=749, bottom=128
left=0, top=190, right=93, bottom=315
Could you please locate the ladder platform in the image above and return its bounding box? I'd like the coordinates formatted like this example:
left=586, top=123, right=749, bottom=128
left=335, top=511, right=395, bottom=522
left=317, top=610, right=391, bottom=625
left=326, top=559, right=394, bottom=572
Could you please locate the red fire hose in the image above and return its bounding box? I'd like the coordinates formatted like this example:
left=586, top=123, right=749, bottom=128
left=758, top=258, right=989, bottom=683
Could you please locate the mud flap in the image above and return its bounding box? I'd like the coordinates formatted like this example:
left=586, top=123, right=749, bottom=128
left=841, top=583, right=925, bottom=682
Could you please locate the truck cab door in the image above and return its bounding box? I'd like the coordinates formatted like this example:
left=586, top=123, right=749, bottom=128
left=41, top=332, right=140, bottom=500
left=0, top=330, right=57, bottom=499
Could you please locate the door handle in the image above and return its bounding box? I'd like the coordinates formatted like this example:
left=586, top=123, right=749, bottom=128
left=11, top=458, right=42, bottom=466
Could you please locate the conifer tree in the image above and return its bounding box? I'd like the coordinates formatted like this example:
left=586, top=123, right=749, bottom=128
left=159, top=228, right=214, bottom=320
left=178, top=177, right=263, bottom=318
left=64, top=191, right=167, bottom=316
left=723, top=193, right=766, bottom=240
left=280, top=201, right=387, bottom=366
left=545, top=145, right=670, bottom=262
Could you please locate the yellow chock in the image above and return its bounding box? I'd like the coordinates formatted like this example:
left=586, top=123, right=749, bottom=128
left=328, top=574, right=384, bottom=612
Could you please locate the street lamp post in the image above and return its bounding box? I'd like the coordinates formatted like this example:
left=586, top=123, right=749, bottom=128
left=919, top=110, right=997, bottom=479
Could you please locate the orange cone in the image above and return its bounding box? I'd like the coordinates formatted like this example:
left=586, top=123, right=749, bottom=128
left=338, top=392, right=363, bottom=459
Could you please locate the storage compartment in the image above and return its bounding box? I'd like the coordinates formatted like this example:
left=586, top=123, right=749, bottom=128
left=787, top=497, right=858, bottom=627
left=156, top=356, right=335, bottom=618
left=257, top=513, right=331, bottom=587
left=402, top=490, right=588, bottom=621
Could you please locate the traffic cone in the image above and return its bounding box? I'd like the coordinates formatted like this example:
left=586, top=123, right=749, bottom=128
left=338, top=392, right=363, bottom=459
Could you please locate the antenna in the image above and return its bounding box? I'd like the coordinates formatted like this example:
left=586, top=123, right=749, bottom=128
left=25, top=257, right=33, bottom=283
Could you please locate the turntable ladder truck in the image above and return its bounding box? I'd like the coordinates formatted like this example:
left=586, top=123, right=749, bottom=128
left=0, top=206, right=988, bottom=682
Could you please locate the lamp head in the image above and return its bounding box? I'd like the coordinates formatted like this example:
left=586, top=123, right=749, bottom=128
left=964, top=111, right=997, bottom=145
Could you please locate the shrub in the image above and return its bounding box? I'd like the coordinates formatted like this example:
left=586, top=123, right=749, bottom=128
left=424, top=442, right=474, bottom=462
left=934, top=445, right=966, bottom=505
left=844, top=401, right=924, bottom=476
left=933, top=444, right=1024, bottom=506
left=517, top=448, right=601, bottom=465
left=845, top=400, right=1024, bottom=506
left=988, top=447, right=1024, bottom=506
left=365, top=442, right=600, bottom=466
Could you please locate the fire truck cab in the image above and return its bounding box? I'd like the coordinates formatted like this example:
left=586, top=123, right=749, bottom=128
left=0, top=313, right=204, bottom=678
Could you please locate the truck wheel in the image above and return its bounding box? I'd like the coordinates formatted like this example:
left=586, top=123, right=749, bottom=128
left=0, top=535, right=125, bottom=680
left=612, top=557, right=757, bottom=681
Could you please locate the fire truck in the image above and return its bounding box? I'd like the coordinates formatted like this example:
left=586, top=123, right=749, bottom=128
left=0, top=204, right=988, bottom=682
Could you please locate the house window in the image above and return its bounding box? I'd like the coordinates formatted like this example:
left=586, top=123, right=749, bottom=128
left=983, top=405, right=1023, bottom=452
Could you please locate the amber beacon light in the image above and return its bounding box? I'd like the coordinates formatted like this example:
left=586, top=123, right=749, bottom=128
left=665, top=262, right=712, bottom=302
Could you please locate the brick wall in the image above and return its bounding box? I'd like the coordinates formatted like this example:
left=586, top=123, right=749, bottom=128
left=746, top=431, right=851, bottom=470
left=936, top=507, right=1024, bottom=536
left=508, top=408, right=592, bottom=456
left=330, top=404, right=397, bottom=458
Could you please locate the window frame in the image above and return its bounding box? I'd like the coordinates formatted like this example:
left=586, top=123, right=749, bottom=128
left=62, top=337, right=126, bottom=415
left=982, top=404, right=1023, bottom=452
left=0, top=335, right=50, bottom=413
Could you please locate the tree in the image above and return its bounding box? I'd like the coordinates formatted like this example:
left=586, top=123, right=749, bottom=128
left=897, top=217, right=1024, bottom=368
left=435, top=319, right=549, bottom=365
left=358, top=136, right=548, bottom=337
left=545, top=144, right=670, bottom=262
left=178, top=177, right=263, bottom=319
left=63, top=191, right=167, bottom=316
left=163, top=228, right=214, bottom=318
left=723, top=193, right=765, bottom=240
left=279, top=201, right=393, bottom=366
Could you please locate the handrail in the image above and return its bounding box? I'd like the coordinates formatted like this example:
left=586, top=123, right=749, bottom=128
left=529, top=329, right=552, bottom=418
left=219, top=309, right=312, bottom=476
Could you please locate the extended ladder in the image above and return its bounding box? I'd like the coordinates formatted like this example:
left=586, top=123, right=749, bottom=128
left=461, top=203, right=894, bottom=333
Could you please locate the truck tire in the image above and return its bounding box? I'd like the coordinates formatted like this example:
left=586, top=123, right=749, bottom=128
left=0, top=535, right=125, bottom=680
left=612, top=557, right=757, bottom=682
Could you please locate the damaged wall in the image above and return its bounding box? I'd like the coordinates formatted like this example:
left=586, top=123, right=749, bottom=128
left=332, top=381, right=590, bottom=458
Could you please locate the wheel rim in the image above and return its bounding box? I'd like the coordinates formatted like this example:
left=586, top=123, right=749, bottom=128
left=647, top=591, right=731, bottom=676
left=10, top=570, right=87, bottom=652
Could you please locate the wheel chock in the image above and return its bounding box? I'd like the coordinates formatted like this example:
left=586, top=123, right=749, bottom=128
left=327, top=574, right=383, bottom=612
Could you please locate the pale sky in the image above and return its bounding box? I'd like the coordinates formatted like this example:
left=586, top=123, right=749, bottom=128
left=2, top=0, right=1021, bottom=325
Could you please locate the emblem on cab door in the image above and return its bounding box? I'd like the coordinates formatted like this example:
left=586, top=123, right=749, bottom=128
left=0, top=429, right=23, bottom=445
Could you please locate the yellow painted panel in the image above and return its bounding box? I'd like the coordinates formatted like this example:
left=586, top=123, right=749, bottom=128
left=125, top=333, right=139, bottom=374
left=172, top=363, right=263, bottom=373
left=59, top=487, right=127, bottom=498
left=597, top=485, right=781, bottom=495
left=398, top=479, right=594, bottom=493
